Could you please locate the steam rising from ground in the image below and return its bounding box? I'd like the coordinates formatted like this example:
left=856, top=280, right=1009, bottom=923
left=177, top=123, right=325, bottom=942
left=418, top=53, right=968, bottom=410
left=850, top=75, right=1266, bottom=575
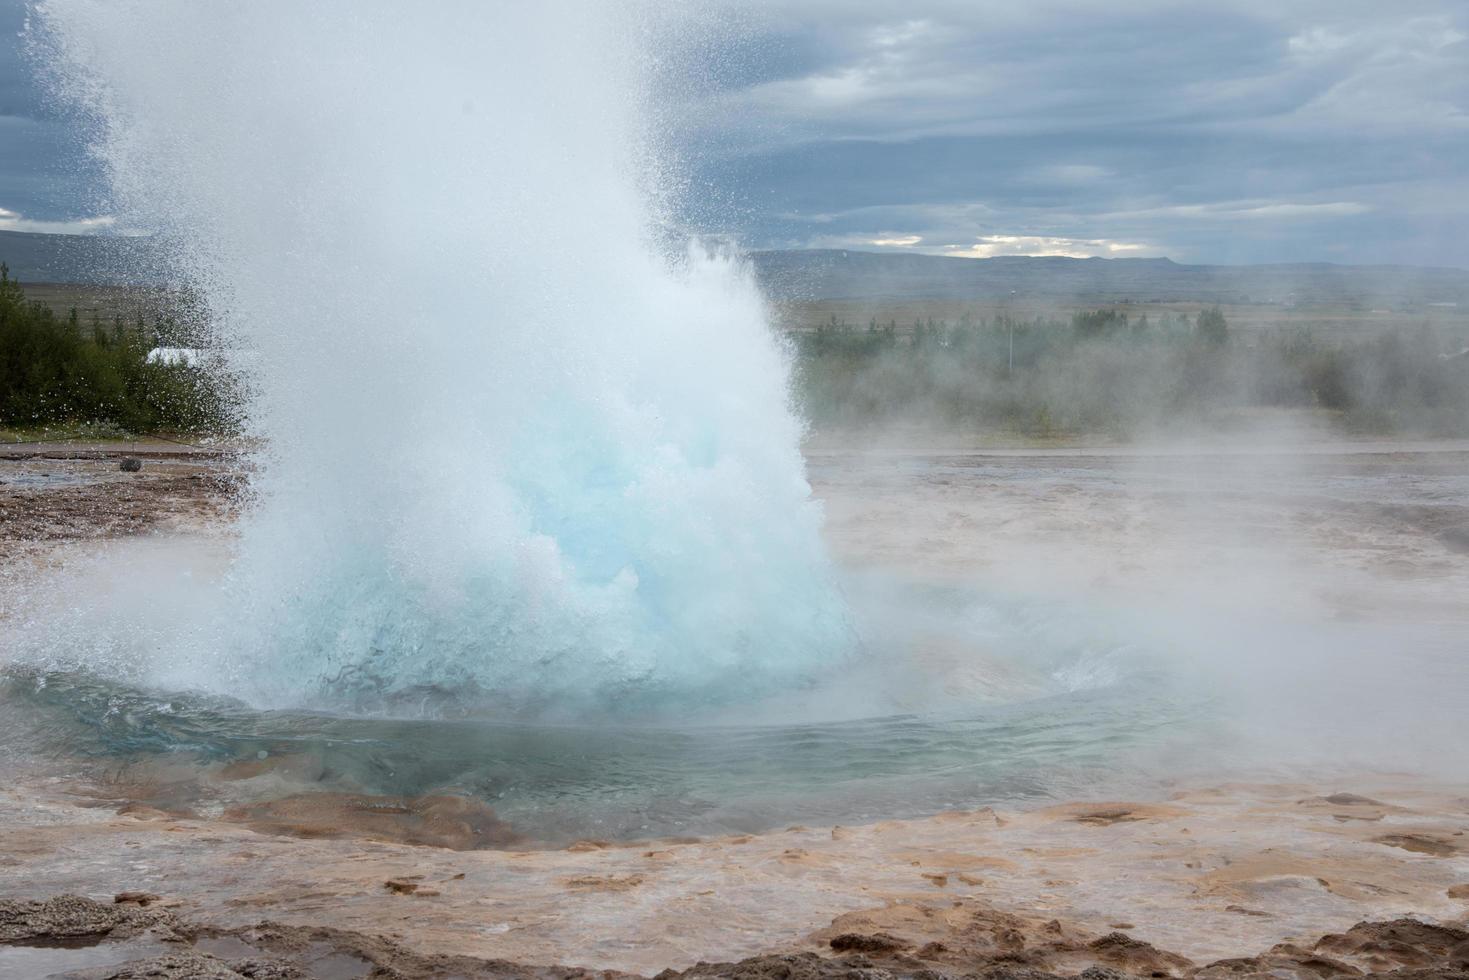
left=8, top=3, right=1465, bottom=810
left=32, top=1, right=849, bottom=712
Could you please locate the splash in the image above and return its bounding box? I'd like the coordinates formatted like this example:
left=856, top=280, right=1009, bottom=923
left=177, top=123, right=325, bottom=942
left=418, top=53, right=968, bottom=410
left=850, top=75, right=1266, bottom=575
left=34, top=1, right=849, bottom=714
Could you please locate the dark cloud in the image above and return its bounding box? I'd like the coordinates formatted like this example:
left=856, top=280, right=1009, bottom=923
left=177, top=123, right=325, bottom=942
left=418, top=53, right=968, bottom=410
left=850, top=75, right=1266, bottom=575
left=0, top=0, right=107, bottom=231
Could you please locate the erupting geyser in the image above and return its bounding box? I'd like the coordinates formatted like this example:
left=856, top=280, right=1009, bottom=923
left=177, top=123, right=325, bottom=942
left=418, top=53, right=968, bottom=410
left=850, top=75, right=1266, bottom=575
left=34, top=1, right=849, bottom=714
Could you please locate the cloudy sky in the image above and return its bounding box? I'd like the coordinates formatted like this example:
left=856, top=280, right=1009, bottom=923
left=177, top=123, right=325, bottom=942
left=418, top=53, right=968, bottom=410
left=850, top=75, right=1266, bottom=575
left=0, top=0, right=104, bottom=234
left=3, top=0, right=1467, bottom=266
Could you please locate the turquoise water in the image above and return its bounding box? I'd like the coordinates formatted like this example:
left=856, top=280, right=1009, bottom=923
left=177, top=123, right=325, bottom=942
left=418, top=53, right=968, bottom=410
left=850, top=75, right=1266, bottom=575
left=0, top=661, right=1199, bottom=843
left=1, top=526, right=1213, bottom=844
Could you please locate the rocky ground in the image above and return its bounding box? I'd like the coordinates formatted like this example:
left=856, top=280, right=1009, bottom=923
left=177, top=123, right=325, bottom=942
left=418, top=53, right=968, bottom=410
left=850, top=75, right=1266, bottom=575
left=3, top=891, right=1468, bottom=979
left=0, top=443, right=244, bottom=562
left=2, top=779, right=1467, bottom=977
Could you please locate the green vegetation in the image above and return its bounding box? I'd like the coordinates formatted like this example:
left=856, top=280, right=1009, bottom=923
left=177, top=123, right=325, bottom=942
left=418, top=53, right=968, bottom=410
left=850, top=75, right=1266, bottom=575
left=794, top=308, right=1469, bottom=437
left=0, top=265, right=238, bottom=435
left=4, top=262, right=1466, bottom=440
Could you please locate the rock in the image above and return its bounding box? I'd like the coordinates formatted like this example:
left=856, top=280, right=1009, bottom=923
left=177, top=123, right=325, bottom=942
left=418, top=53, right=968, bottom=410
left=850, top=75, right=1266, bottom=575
left=1224, top=905, right=1273, bottom=917
left=674, top=951, right=933, bottom=980
left=220, top=792, right=521, bottom=849
left=1073, top=808, right=1144, bottom=826
left=1089, top=932, right=1151, bottom=950
left=119, top=457, right=143, bottom=472
left=1439, top=525, right=1469, bottom=554
left=53, top=950, right=308, bottom=979
left=113, top=891, right=162, bottom=906
left=1079, top=969, right=1131, bottom=980
left=1042, top=802, right=1189, bottom=826
left=562, top=874, right=644, bottom=892
left=1087, top=931, right=1193, bottom=975
left=1320, top=918, right=1469, bottom=956
left=1374, top=833, right=1458, bottom=857
left=830, top=933, right=910, bottom=954
left=972, top=968, right=1064, bottom=980
left=116, top=802, right=184, bottom=821
left=12, top=891, right=1469, bottom=980
left=0, top=894, right=173, bottom=944
left=1323, top=793, right=1386, bottom=807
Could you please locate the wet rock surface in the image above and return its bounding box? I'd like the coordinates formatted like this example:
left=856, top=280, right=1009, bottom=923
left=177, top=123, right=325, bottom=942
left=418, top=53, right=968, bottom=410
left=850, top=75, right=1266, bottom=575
left=0, top=896, right=603, bottom=979
left=4, top=895, right=1469, bottom=980
left=0, top=894, right=177, bottom=944
left=52, top=949, right=310, bottom=979
left=220, top=792, right=524, bottom=850
left=664, top=913, right=1469, bottom=980
left=3, top=781, right=1466, bottom=975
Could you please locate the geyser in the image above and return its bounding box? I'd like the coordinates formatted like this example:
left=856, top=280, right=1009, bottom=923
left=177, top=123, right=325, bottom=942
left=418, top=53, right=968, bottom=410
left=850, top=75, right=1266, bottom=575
left=34, top=1, right=849, bottom=713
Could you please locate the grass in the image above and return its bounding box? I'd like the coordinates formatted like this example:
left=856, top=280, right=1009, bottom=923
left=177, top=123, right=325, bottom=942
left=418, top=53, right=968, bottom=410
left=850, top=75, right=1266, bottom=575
left=17, top=281, right=181, bottom=326
left=772, top=298, right=1469, bottom=342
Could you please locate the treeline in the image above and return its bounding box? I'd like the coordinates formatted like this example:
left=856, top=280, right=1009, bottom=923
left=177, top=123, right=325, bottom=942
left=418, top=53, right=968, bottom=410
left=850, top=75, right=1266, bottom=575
left=794, top=308, right=1469, bottom=437
left=0, top=265, right=237, bottom=433
left=5, top=259, right=1465, bottom=440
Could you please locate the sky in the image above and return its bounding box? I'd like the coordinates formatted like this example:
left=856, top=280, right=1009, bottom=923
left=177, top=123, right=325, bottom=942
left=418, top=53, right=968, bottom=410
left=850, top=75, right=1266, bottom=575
left=2, top=0, right=1467, bottom=267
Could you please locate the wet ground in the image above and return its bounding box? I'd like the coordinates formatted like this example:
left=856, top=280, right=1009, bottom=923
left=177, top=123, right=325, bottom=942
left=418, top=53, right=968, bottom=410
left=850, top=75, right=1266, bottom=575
left=1, top=436, right=1467, bottom=976
left=0, top=444, right=244, bottom=559
left=7, top=890, right=1467, bottom=980
left=1, top=781, right=1467, bottom=976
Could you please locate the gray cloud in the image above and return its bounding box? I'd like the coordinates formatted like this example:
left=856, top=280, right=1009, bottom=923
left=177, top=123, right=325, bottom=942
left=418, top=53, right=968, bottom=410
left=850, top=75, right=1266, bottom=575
left=0, top=0, right=107, bottom=231
left=673, top=0, right=1469, bottom=266
left=0, top=0, right=1464, bottom=265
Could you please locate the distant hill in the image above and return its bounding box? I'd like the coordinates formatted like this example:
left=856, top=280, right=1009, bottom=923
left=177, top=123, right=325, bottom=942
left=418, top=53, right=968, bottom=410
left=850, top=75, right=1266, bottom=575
left=0, top=229, right=168, bottom=285
left=4, top=230, right=1468, bottom=309
left=750, top=249, right=1469, bottom=309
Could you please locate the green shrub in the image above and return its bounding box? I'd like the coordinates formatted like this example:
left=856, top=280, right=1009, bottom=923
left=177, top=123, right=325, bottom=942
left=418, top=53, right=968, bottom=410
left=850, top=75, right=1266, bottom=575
left=793, top=308, right=1469, bottom=437
left=0, top=264, right=240, bottom=434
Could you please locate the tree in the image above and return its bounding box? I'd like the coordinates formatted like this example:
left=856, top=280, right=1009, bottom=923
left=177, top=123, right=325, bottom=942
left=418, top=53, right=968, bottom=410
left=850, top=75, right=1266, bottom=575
left=1072, top=308, right=1126, bottom=337
left=1196, top=307, right=1228, bottom=346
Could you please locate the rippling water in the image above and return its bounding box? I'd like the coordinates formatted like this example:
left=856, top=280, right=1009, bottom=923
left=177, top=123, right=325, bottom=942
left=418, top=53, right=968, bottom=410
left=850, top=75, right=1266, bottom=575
left=0, top=657, right=1201, bottom=843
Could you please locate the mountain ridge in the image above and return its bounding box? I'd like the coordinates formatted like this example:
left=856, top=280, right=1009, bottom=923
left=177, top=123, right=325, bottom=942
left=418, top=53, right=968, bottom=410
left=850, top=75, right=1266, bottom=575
left=4, top=230, right=1468, bottom=307
left=748, top=248, right=1469, bottom=307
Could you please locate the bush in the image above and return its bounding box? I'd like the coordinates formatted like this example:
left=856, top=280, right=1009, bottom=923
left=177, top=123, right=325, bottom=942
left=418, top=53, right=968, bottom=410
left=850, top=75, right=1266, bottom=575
left=0, top=264, right=239, bottom=433
left=793, top=308, right=1469, bottom=437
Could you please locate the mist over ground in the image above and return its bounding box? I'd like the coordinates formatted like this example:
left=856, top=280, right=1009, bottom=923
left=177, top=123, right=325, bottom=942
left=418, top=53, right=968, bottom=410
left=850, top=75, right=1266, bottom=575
left=0, top=5, right=1467, bottom=977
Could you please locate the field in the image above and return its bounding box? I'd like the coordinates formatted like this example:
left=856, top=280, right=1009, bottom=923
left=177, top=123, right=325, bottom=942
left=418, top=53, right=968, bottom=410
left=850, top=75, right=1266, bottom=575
left=772, top=297, right=1469, bottom=342
left=16, top=280, right=181, bottom=325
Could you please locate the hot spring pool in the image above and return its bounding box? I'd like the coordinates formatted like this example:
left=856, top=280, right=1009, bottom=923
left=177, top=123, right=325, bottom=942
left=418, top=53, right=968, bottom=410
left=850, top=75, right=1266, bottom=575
left=0, top=660, right=1202, bottom=844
